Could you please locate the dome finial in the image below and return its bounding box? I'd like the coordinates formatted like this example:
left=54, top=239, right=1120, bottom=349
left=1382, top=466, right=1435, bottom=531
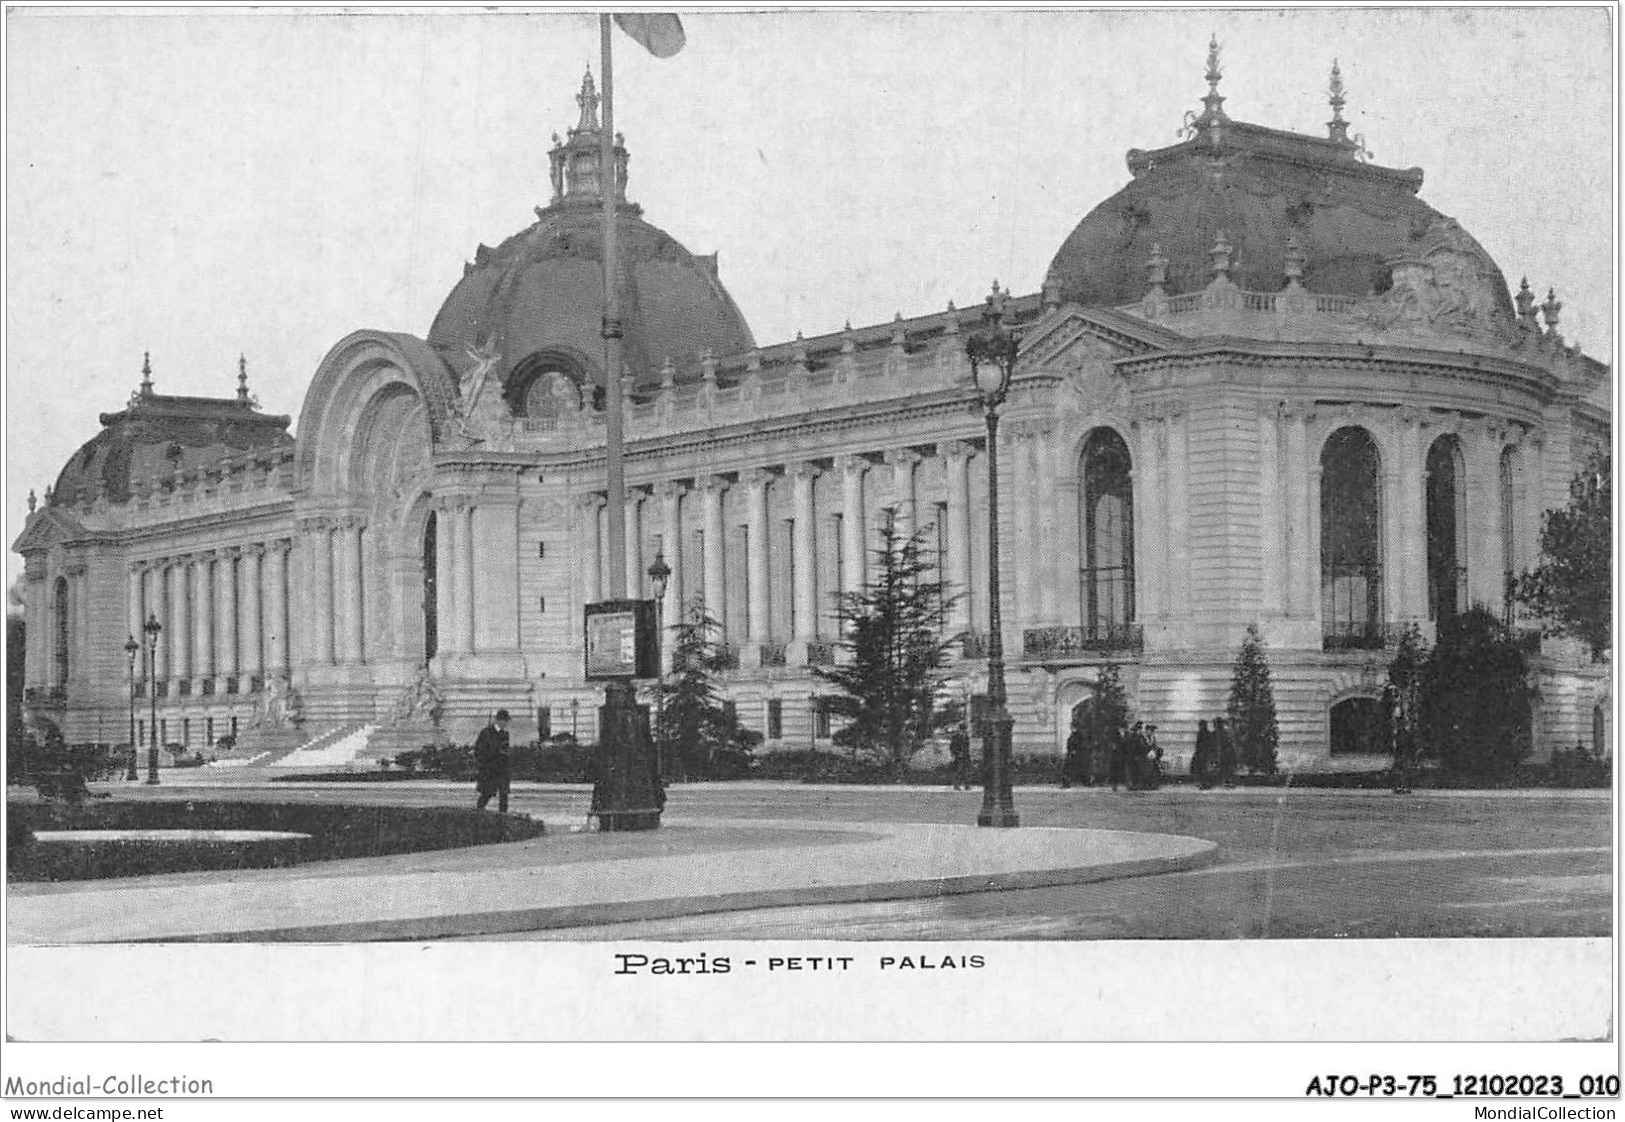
left=27, top=488, right=36, bottom=513
left=1146, top=243, right=1169, bottom=293
left=575, top=68, right=601, bottom=134
left=237, top=353, right=250, bottom=404
left=1208, top=230, right=1233, bottom=281
left=1327, top=59, right=1351, bottom=144
left=140, top=351, right=153, bottom=396
left=1201, top=34, right=1226, bottom=120
left=1541, top=288, right=1563, bottom=336
left=1516, top=277, right=1538, bottom=326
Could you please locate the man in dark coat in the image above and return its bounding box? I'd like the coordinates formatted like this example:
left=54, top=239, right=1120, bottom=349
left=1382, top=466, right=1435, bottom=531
left=474, top=709, right=513, bottom=813
left=950, top=725, right=972, bottom=790
left=1192, top=719, right=1215, bottom=790
left=1215, top=716, right=1238, bottom=788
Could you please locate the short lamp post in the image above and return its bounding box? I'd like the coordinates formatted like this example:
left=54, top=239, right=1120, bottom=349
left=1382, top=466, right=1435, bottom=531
left=964, top=284, right=1020, bottom=828
left=143, top=612, right=163, bottom=785
left=124, top=635, right=140, bottom=781
left=646, top=550, right=672, bottom=779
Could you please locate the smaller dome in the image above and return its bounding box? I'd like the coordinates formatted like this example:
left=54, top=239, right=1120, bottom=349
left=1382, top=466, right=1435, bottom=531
left=52, top=365, right=291, bottom=506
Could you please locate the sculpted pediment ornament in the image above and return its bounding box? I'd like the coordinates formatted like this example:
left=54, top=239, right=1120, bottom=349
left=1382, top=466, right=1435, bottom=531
left=1357, top=235, right=1512, bottom=343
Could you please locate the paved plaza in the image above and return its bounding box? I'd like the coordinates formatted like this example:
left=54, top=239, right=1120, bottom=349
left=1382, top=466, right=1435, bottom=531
left=5, top=773, right=1611, bottom=943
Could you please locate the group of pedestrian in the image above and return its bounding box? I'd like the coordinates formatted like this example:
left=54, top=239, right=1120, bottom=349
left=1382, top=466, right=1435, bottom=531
left=1190, top=717, right=1238, bottom=790
left=1058, top=712, right=1163, bottom=790
left=1117, top=721, right=1163, bottom=791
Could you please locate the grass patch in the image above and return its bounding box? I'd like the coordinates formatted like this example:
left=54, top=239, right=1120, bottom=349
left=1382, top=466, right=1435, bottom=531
left=7, top=799, right=546, bottom=882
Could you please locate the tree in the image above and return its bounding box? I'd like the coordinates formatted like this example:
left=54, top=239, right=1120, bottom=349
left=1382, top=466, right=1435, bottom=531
left=1086, top=662, right=1131, bottom=784
left=1514, top=447, right=1610, bottom=661
left=815, top=508, right=959, bottom=777
left=654, top=597, right=753, bottom=780
left=1419, top=607, right=1533, bottom=776
left=1226, top=623, right=1279, bottom=775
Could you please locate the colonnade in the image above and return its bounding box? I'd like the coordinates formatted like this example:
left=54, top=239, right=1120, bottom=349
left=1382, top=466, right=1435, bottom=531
left=127, top=540, right=291, bottom=693
left=573, top=442, right=988, bottom=664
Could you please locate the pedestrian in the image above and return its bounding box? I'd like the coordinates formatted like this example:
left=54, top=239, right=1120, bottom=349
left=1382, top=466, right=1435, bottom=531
left=1124, top=721, right=1147, bottom=790
left=474, top=709, right=513, bottom=813
left=1192, top=719, right=1214, bottom=790
left=1061, top=709, right=1086, bottom=788
left=950, top=723, right=972, bottom=791
left=1145, top=724, right=1163, bottom=790
left=1215, top=716, right=1238, bottom=788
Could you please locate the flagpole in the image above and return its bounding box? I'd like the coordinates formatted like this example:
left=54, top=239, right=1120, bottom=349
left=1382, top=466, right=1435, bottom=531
left=600, top=12, right=627, bottom=601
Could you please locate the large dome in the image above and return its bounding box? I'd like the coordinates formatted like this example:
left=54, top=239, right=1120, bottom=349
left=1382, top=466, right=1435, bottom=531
left=1044, top=116, right=1517, bottom=322
left=427, top=70, right=754, bottom=396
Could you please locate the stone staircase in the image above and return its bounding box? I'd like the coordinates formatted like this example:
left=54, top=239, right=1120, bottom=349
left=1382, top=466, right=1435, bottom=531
left=266, top=724, right=379, bottom=769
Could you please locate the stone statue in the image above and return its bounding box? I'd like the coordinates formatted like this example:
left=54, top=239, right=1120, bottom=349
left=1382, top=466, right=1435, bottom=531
left=256, top=674, right=300, bottom=729
left=392, top=666, right=443, bottom=726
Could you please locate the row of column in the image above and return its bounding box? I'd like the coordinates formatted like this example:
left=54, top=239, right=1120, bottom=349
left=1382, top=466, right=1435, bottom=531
left=431, top=501, right=478, bottom=657
left=296, top=514, right=378, bottom=666
left=574, top=443, right=983, bottom=652
left=128, top=541, right=290, bottom=690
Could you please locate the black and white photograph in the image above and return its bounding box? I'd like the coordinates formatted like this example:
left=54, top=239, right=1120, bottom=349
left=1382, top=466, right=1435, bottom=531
left=2, top=3, right=1616, bottom=1110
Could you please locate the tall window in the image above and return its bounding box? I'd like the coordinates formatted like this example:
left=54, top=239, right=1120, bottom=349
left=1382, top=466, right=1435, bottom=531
left=1426, top=435, right=1467, bottom=621
left=53, top=575, right=69, bottom=688
left=1500, top=446, right=1517, bottom=620
left=1079, top=428, right=1135, bottom=636
left=1321, top=426, right=1383, bottom=645
left=422, top=512, right=438, bottom=661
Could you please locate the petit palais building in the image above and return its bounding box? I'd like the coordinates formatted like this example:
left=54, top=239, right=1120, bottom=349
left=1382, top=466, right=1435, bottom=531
left=13, top=60, right=1611, bottom=773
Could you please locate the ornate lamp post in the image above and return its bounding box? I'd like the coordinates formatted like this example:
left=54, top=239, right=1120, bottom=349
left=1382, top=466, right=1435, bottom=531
left=646, top=550, right=672, bottom=778
left=964, top=284, right=1020, bottom=828
left=124, top=635, right=140, bottom=780
left=142, top=612, right=162, bottom=785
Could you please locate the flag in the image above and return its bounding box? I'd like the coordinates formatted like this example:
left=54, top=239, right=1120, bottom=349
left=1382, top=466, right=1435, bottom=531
left=613, top=13, right=685, bottom=58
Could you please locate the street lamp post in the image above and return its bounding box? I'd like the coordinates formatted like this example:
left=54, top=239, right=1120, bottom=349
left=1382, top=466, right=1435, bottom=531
left=646, top=550, right=672, bottom=779
left=964, top=283, right=1020, bottom=828
left=143, top=612, right=162, bottom=785
left=124, top=635, right=140, bottom=781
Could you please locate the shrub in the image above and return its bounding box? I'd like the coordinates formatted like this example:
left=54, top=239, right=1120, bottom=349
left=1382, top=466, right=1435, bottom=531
left=1226, top=623, right=1280, bottom=775
left=1419, top=608, right=1533, bottom=775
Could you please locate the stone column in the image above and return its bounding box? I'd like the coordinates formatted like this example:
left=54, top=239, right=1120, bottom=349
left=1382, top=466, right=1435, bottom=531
left=790, top=462, right=820, bottom=642
left=435, top=503, right=457, bottom=652
left=169, top=558, right=190, bottom=686
left=457, top=501, right=476, bottom=653
left=151, top=561, right=171, bottom=683
left=657, top=481, right=685, bottom=667
left=578, top=494, right=604, bottom=606
left=217, top=549, right=238, bottom=688
left=701, top=475, right=728, bottom=635
left=623, top=488, right=645, bottom=600
left=23, top=569, right=43, bottom=689
left=887, top=449, right=918, bottom=544
left=1033, top=422, right=1060, bottom=625
left=264, top=542, right=288, bottom=677
left=340, top=516, right=366, bottom=664
left=1134, top=413, right=1164, bottom=623
left=1308, top=461, right=1325, bottom=628
left=1469, top=423, right=1505, bottom=613
left=943, top=441, right=973, bottom=631
left=1259, top=404, right=1286, bottom=621
left=1396, top=411, right=1425, bottom=622
left=743, top=468, right=772, bottom=642
left=309, top=520, right=335, bottom=665
left=241, top=545, right=264, bottom=681
left=838, top=455, right=867, bottom=598
left=1283, top=405, right=1311, bottom=619
left=1520, top=435, right=1543, bottom=574
left=1010, top=423, right=1033, bottom=630
left=1166, top=410, right=1192, bottom=623
left=67, top=563, right=88, bottom=686
left=127, top=564, right=144, bottom=647
left=193, top=555, right=214, bottom=691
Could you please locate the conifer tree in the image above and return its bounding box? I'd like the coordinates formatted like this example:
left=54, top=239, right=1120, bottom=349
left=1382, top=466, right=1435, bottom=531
left=1226, top=623, right=1280, bottom=775
left=1515, top=448, right=1611, bottom=661
left=1087, top=662, right=1131, bottom=782
left=655, top=597, right=751, bottom=780
left=814, top=508, right=959, bottom=776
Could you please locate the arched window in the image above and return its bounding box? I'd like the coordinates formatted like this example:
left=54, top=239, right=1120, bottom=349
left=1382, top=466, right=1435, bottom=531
left=1500, top=446, right=1517, bottom=620
left=1427, top=435, right=1468, bottom=621
left=506, top=353, right=586, bottom=422
left=422, top=512, right=438, bottom=661
left=1321, top=427, right=1383, bottom=647
left=53, top=575, right=69, bottom=688
left=1079, top=428, right=1134, bottom=641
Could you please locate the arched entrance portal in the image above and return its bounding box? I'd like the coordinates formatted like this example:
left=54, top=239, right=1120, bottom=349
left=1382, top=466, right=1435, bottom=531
left=1329, top=695, right=1386, bottom=755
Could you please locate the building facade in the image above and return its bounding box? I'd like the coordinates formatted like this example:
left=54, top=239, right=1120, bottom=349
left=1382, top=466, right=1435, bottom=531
left=15, top=59, right=1610, bottom=770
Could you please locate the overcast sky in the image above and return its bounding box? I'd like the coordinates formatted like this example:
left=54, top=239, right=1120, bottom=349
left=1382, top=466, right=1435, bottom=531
left=5, top=6, right=1614, bottom=591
